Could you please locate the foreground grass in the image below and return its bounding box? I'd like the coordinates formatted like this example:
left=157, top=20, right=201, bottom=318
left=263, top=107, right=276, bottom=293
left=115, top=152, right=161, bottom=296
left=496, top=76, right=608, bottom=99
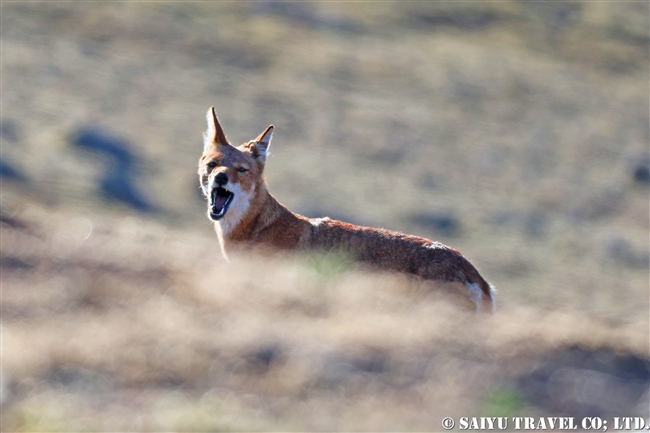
left=1, top=204, right=647, bottom=431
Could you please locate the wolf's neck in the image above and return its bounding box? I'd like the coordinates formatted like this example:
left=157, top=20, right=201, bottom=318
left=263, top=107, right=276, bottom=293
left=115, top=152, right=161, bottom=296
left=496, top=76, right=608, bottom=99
left=215, top=187, right=307, bottom=253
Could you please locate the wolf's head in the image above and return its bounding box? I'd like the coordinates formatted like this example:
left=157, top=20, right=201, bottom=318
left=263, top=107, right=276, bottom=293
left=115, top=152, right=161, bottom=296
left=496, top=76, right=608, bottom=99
left=198, top=107, right=273, bottom=235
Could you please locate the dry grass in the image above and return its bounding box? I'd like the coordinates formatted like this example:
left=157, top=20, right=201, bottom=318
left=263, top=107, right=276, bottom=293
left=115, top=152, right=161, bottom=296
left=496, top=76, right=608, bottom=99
left=1, top=204, right=648, bottom=431
left=1, top=2, right=648, bottom=431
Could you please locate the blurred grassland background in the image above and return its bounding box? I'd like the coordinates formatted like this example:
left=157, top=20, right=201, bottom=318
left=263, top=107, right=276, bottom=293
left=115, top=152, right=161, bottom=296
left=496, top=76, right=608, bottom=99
left=1, top=2, right=649, bottom=431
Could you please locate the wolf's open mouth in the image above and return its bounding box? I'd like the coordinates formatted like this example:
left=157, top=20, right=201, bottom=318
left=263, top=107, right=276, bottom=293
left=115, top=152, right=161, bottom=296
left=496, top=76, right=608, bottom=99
left=209, top=187, right=234, bottom=220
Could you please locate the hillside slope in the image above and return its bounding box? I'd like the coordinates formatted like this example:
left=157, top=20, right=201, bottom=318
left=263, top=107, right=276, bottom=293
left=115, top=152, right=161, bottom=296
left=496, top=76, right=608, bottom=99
left=1, top=2, right=648, bottom=430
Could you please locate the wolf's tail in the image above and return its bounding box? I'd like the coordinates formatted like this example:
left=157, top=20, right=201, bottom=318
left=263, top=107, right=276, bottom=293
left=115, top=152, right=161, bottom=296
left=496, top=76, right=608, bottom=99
left=464, top=268, right=496, bottom=313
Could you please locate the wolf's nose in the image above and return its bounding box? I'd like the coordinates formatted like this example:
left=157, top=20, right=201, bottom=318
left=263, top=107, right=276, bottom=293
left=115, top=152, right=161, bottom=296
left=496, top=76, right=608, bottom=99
left=215, top=172, right=229, bottom=186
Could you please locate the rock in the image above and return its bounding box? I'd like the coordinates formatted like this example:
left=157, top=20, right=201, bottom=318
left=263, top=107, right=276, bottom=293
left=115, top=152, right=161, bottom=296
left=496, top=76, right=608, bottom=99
left=517, top=346, right=649, bottom=419
left=633, top=163, right=650, bottom=184
left=72, top=127, right=136, bottom=167
left=0, top=159, right=26, bottom=181
left=100, top=165, right=157, bottom=213
left=409, top=211, right=461, bottom=237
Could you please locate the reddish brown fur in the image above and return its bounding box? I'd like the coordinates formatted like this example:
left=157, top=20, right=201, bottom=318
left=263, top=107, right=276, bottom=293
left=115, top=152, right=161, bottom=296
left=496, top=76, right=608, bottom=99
left=199, top=107, right=494, bottom=309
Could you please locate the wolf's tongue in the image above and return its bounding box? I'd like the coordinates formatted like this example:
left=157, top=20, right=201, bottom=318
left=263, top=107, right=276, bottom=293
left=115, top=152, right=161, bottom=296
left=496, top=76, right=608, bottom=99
left=213, top=194, right=227, bottom=211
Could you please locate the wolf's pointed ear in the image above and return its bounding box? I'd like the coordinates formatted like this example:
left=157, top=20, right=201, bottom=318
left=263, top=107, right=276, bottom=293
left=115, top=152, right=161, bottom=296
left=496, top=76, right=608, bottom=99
left=204, top=106, right=230, bottom=149
left=250, top=125, right=274, bottom=164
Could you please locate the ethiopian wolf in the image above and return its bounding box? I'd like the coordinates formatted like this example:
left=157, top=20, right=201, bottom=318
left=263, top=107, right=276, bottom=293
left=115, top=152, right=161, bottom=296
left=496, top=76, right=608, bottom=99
left=198, top=107, right=495, bottom=311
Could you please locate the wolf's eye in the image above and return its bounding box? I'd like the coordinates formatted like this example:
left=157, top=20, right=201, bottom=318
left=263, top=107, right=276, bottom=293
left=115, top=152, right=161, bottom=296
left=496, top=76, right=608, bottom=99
left=237, top=167, right=248, bottom=173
